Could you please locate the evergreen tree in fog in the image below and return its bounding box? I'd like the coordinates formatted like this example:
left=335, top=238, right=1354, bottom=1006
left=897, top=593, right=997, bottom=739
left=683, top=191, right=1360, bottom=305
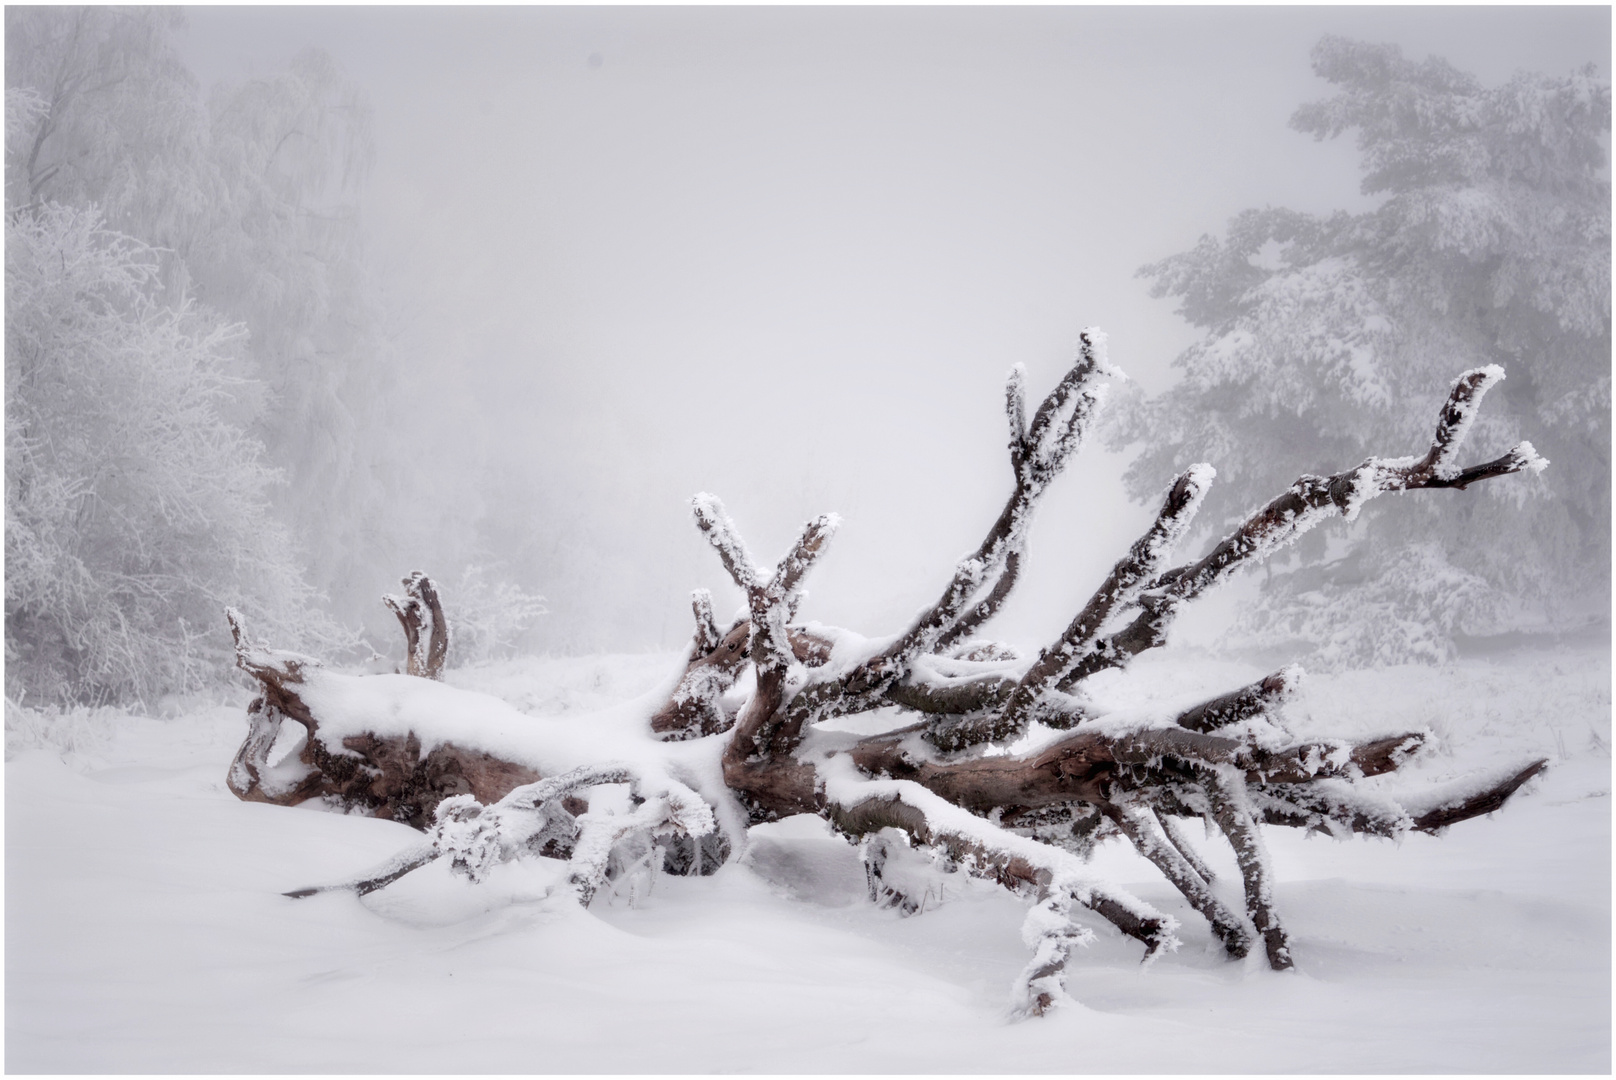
left=1114, top=36, right=1610, bottom=665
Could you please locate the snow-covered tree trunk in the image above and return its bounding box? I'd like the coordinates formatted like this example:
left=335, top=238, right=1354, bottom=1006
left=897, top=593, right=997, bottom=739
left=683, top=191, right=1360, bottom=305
left=227, top=334, right=1549, bottom=1014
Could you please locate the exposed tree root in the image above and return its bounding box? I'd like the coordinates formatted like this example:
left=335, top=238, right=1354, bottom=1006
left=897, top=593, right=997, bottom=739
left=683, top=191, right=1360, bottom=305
left=230, top=344, right=1550, bottom=1011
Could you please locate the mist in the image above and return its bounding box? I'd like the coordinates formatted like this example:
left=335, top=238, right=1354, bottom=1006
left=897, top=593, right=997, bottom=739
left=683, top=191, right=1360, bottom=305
left=175, top=6, right=1609, bottom=657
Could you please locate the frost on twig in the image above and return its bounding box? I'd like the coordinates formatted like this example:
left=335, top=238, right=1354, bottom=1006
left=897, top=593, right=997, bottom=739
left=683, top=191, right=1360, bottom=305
left=1058, top=366, right=1550, bottom=689
left=937, top=463, right=1214, bottom=750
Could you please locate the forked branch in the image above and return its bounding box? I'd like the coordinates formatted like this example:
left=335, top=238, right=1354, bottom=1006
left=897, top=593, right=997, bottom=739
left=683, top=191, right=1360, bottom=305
left=382, top=571, right=450, bottom=679
left=1058, top=367, right=1547, bottom=689
left=935, top=463, right=1213, bottom=749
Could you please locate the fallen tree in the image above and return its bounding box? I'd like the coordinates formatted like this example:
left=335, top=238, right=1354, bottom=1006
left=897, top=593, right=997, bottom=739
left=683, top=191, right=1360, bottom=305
left=227, top=331, right=1549, bottom=1015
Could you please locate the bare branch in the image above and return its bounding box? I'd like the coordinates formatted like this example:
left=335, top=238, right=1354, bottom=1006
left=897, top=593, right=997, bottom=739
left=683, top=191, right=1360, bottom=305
left=284, top=843, right=440, bottom=900
left=1005, top=362, right=1028, bottom=470
left=650, top=621, right=833, bottom=741
left=650, top=621, right=750, bottom=740
left=413, top=574, right=449, bottom=679
left=225, top=606, right=317, bottom=693
left=1415, top=366, right=1504, bottom=478
left=1408, top=758, right=1549, bottom=833
left=1022, top=330, right=1109, bottom=480
left=1059, top=371, right=1546, bottom=689
left=1175, top=668, right=1299, bottom=734
left=884, top=672, right=1019, bottom=716
left=933, top=550, right=1022, bottom=651
left=1206, top=771, right=1293, bottom=970
left=770, top=512, right=840, bottom=619
left=824, top=783, right=1177, bottom=1013
left=382, top=572, right=449, bottom=679
left=976, top=465, right=1211, bottom=745
left=895, top=336, right=1111, bottom=656
left=1153, top=808, right=1217, bottom=884
left=1102, top=801, right=1251, bottom=957
left=788, top=340, right=1115, bottom=730
left=690, top=493, right=764, bottom=592
left=690, top=589, right=722, bottom=655
left=1109, top=725, right=1426, bottom=786
left=689, top=508, right=840, bottom=758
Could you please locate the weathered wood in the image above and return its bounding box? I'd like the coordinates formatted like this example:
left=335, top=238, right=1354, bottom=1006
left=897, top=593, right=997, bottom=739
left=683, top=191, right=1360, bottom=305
left=382, top=572, right=449, bottom=679
left=1207, top=772, right=1293, bottom=971
left=1410, top=759, right=1550, bottom=833
left=1154, top=808, right=1217, bottom=884
left=227, top=608, right=540, bottom=826
left=1175, top=670, right=1295, bottom=734
left=650, top=620, right=835, bottom=740
left=988, top=467, right=1209, bottom=745
left=1103, top=801, right=1251, bottom=957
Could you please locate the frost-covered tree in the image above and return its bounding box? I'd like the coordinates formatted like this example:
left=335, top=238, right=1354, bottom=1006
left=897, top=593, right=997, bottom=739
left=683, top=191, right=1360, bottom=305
left=4, top=7, right=214, bottom=261
left=191, top=50, right=390, bottom=625
left=5, top=8, right=394, bottom=629
left=4, top=203, right=345, bottom=706
left=1112, top=36, right=1610, bottom=666
left=440, top=564, right=548, bottom=666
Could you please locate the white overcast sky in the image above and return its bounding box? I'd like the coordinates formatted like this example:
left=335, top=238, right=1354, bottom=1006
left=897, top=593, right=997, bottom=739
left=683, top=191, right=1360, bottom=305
left=178, top=6, right=1610, bottom=651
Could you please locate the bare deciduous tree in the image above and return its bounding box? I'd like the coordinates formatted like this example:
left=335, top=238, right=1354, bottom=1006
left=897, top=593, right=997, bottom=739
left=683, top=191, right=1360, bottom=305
left=227, top=332, right=1549, bottom=1015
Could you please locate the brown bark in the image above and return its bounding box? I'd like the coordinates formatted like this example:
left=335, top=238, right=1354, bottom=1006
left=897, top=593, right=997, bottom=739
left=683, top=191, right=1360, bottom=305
left=1174, top=670, right=1295, bottom=734
left=989, top=467, right=1209, bottom=744
left=226, top=608, right=540, bottom=827
left=383, top=572, right=449, bottom=680
left=1103, top=801, right=1251, bottom=957
left=1207, top=773, right=1293, bottom=971
left=1410, top=759, right=1550, bottom=833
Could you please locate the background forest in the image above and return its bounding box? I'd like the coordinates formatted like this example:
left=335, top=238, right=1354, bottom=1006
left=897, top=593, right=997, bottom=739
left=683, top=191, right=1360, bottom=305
left=6, top=7, right=1608, bottom=702
left=6, top=8, right=542, bottom=708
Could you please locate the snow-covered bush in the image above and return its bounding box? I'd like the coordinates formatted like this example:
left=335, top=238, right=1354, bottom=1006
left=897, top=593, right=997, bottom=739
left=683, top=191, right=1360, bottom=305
left=441, top=564, right=547, bottom=666
left=4, top=203, right=346, bottom=706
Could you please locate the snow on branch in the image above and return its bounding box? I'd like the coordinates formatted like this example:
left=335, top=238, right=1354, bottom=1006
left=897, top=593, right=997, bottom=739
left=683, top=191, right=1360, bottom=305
left=973, top=464, right=1213, bottom=746
left=224, top=606, right=320, bottom=690
left=847, top=333, right=1119, bottom=692
left=820, top=763, right=1177, bottom=1016
left=768, top=512, right=840, bottom=619
left=1021, top=329, right=1115, bottom=483
left=1004, top=362, right=1029, bottom=464
left=286, top=762, right=718, bottom=907
left=381, top=571, right=449, bottom=679
left=1059, top=365, right=1547, bottom=689
left=690, top=493, right=765, bottom=591
left=227, top=332, right=1556, bottom=1012
left=1417, top=365, right=1505, bottom=479
left=1205, top=769, right=1292, bottom=970
left=687, top=505, right=842, bottom=756
left=1100, top=801, right=1252, bottom=958
left=1174, top=667, right=1301, bottom=734
left=689, top=589, right=722, bottom=655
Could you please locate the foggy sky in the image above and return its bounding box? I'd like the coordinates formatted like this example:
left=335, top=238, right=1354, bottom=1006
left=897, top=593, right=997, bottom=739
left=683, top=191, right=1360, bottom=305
left=178, top=6, right=1610, bottom=654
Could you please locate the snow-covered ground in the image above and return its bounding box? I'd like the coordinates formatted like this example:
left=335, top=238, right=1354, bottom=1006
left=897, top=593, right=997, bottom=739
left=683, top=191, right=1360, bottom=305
left=6, top=642, right=1609, bottom=1072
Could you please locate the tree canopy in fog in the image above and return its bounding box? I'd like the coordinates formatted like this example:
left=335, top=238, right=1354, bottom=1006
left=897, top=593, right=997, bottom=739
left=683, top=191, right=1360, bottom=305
left=5, top=9, right=550, bottom=705
left=5, top=200, right=341, bottom=704
left=1115, top=36, right=1611, bottom=665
